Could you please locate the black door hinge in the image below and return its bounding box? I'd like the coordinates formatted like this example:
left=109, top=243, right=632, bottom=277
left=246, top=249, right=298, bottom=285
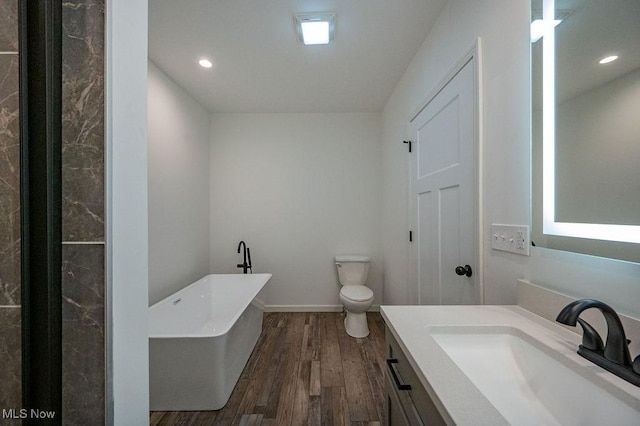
left=409, top=230, right=413, bottom=242
left=403, top=140, right=412, bottom=153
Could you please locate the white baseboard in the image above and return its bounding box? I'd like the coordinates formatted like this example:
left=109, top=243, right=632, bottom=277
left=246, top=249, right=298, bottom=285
left=264, top=304, right=380, bottom=313
left=264, top=305, right=342, bottom=312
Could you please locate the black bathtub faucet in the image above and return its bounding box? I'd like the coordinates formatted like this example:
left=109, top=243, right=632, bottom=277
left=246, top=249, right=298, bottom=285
left=237, top=240, right=252, bottom=274
left=556, top=298, right=640, bottom=386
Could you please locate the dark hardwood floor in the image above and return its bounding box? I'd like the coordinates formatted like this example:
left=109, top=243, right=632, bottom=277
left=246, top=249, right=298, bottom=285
left=150, top=312, right=386, bottom=425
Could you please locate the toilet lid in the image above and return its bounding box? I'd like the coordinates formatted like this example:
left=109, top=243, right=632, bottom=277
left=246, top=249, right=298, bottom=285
left=341, top=286, right=373, bottom=302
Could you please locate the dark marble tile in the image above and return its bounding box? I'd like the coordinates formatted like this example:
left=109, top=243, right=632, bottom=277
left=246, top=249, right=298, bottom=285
left=0, top=308, right=21, bottom=411
left=62, top=244, right=105, bottom=425
left=0, top=0, right=18, bottom=52
left=0, top=54, right=20, bottom=306
left=62, top=0, right=105, bottom=242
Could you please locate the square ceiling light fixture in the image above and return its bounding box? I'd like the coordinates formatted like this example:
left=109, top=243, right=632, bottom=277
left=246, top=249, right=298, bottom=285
left=295, top=13, right=335, bottom=45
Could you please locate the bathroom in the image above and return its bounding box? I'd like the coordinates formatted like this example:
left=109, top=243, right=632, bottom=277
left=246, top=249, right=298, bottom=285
left=1, top=0, right=639, bottom=424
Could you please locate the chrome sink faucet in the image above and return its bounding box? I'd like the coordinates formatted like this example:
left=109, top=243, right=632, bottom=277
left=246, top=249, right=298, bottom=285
left=556, top=299, right=640, bottom=386
left=236, top=240, right=252, bottom=274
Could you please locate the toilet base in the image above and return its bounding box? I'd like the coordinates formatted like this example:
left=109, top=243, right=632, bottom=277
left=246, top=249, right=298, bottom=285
left=344, top=311, right=369, bottom=338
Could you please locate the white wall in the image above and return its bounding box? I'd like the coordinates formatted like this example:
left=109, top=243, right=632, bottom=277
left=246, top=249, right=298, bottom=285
left=532, top=68, right=640, bottom=262
left=209, top=113, right=382, bottom=310
left=556, top=68, right=640, bottom=225
left=381, top=0, right=640, bottom=317
left=147, top=61, right=211, bottom=305
left=381, top=0, right=531, bottom=304
left=106, top=0, right=149, bottom=423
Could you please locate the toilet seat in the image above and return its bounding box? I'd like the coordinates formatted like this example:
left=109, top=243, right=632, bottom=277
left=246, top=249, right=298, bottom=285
left=340, top=285, right=373, bottom=302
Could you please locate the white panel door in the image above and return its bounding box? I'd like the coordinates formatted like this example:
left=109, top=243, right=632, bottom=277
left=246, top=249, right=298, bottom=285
left=410, top=58, right=478, bottom=305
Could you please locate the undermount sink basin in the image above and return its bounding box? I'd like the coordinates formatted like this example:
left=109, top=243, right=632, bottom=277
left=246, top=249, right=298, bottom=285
left=430, top=325, right=640, bottom=426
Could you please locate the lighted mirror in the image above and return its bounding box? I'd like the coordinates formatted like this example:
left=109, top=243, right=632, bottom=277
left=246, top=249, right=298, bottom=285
left=531, top=0, right=640, bottom=263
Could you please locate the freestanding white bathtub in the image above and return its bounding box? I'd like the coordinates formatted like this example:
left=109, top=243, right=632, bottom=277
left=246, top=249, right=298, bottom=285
left=149, top=273, right=271, bottom=411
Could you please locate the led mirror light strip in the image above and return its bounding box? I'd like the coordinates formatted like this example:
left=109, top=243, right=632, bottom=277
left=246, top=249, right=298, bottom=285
left=540, top=0, right=640, bottom=243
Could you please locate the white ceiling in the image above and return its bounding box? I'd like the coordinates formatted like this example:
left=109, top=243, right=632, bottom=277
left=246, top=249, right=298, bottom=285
left=555, top=0, right=640, bottom=102
left=532, top=0, right=640, bottom=106
left=148, top=0, right=447, bottom=113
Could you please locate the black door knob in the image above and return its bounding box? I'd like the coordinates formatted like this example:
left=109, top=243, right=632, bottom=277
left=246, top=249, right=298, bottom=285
left=455, top=265, right=473, bottom=277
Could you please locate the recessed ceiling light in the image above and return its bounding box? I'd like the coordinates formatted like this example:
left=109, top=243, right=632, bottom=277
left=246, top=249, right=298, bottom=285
left=295, top=13, right=335, bottom=45
left=199, top=58, right=213, bottom=68
left=598, top=55, right=618, bottom=65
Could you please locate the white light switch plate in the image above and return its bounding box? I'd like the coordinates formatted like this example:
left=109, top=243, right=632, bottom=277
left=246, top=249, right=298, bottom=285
left=491, top=224, right=530, bottom=256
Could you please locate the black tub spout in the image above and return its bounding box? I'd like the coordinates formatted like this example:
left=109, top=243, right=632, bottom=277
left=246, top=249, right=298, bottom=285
left=237, top=240, right=250, bottom=274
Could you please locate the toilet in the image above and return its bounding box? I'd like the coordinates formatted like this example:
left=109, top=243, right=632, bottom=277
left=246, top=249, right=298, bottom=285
left=335, top=255, right=374, bottom=338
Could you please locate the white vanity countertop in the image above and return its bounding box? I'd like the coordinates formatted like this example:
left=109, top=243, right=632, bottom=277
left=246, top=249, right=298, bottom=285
left=380, top=305, right=640, bottom=426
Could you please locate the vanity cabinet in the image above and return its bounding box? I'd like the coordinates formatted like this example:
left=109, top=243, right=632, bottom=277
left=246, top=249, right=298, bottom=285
left=385, top=326, right=447, bottom=426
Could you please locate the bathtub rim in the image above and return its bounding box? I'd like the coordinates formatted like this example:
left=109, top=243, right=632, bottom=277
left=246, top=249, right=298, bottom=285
left=148, top=272, right=271, bottom=339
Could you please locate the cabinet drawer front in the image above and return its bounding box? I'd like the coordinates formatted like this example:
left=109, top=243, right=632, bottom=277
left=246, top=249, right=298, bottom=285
left=386, top=328, right=447, bottom=426
left=386, top=369, right=424, bottom=426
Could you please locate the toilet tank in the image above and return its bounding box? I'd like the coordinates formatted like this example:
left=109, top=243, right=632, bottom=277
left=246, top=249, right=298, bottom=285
left=335, top=255, right=371, bottom=286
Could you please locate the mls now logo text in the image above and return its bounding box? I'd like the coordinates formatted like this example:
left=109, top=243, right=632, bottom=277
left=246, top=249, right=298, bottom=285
left=2, top=409, right=56, bottom=419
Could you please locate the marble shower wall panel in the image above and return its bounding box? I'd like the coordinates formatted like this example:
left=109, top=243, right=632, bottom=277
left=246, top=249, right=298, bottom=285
left=0, top=0, right=18, bottom=52
left=0, top=54, right=20, bottom=306
left=62, top=0, right=105, bottom=242
left=61, top=0, right=106, bottom=423
left=62, top=244, right=105, bottom=425
left=0, top=0, right=106, bottom=418
left=0, top=0, right=20, bottom=306
left=0, top=308, right=21, bottom=409
left=0, top=0, right=21, bottom=413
